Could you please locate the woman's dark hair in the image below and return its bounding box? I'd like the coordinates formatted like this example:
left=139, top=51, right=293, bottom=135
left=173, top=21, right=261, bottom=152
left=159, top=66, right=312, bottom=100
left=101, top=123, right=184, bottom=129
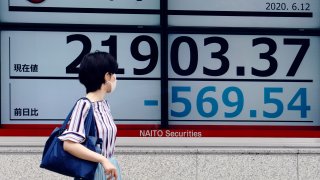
left=79, top=51, right=118, bottom=93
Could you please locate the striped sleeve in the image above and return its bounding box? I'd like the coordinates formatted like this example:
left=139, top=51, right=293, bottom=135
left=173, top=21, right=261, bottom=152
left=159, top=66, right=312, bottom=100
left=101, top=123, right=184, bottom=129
left=58, top=99, right=91, bottom=143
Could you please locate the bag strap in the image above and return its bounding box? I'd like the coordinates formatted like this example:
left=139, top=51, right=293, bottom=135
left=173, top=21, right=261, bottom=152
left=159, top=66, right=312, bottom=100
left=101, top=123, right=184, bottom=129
left=83, top=100, right=96, bottom=137
left=59, top=97, right=94, bottom=137
left=58, top=97, right=102, bottom=151
left=82, top=98, right=103, bottom=148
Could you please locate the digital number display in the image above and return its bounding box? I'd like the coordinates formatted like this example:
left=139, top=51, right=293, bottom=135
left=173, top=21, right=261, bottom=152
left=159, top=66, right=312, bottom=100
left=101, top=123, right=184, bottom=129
left=1, top=0, right=320, bottom=137
left=1, top=31, right=161, bottom=124
left=168, top=0, right=320, bottom=28
left=168, top=34, right=320, bottom=125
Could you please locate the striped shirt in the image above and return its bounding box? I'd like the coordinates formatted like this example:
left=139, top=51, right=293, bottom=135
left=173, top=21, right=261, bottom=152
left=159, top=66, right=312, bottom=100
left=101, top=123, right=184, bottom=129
left=59, top=98, right=117, bottom=158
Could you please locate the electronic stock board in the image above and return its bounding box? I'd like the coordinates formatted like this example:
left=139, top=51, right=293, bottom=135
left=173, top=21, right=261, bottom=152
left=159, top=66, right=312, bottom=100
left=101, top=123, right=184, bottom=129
left=1, top=0, right=320, bottom=137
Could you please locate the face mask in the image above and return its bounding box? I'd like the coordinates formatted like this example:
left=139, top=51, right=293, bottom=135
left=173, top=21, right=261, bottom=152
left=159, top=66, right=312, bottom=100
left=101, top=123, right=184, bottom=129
left=107, top=74, right=117, bottom=93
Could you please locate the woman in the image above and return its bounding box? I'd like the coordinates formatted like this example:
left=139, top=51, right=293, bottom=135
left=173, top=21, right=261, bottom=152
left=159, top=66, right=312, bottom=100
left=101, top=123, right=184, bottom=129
left=58, top=51, right=121, bottom=180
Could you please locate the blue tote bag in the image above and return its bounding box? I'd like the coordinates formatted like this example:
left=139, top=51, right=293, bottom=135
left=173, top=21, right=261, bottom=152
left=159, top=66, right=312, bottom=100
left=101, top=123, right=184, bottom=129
left=40, top=98, right=102, bottom=179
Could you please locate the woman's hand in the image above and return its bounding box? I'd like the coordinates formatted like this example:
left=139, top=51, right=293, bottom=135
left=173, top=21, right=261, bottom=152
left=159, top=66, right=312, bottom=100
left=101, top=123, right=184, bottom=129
left=101, top=158, right=118, bottom=180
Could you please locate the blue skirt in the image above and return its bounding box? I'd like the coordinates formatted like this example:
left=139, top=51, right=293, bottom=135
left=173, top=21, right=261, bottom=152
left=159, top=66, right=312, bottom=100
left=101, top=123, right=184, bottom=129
left=94, top=157, right=122, bottom=180
left=74, top=157, right=122, bottom=180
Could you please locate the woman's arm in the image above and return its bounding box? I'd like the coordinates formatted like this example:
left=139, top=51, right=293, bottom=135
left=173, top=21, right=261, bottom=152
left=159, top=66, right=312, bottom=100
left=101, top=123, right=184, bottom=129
left=63, top=140, right=118, bottom=179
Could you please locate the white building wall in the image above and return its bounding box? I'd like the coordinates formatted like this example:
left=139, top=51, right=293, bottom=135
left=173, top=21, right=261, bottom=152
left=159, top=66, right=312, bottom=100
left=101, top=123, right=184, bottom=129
left=1, top=137, right=320, bottom=180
